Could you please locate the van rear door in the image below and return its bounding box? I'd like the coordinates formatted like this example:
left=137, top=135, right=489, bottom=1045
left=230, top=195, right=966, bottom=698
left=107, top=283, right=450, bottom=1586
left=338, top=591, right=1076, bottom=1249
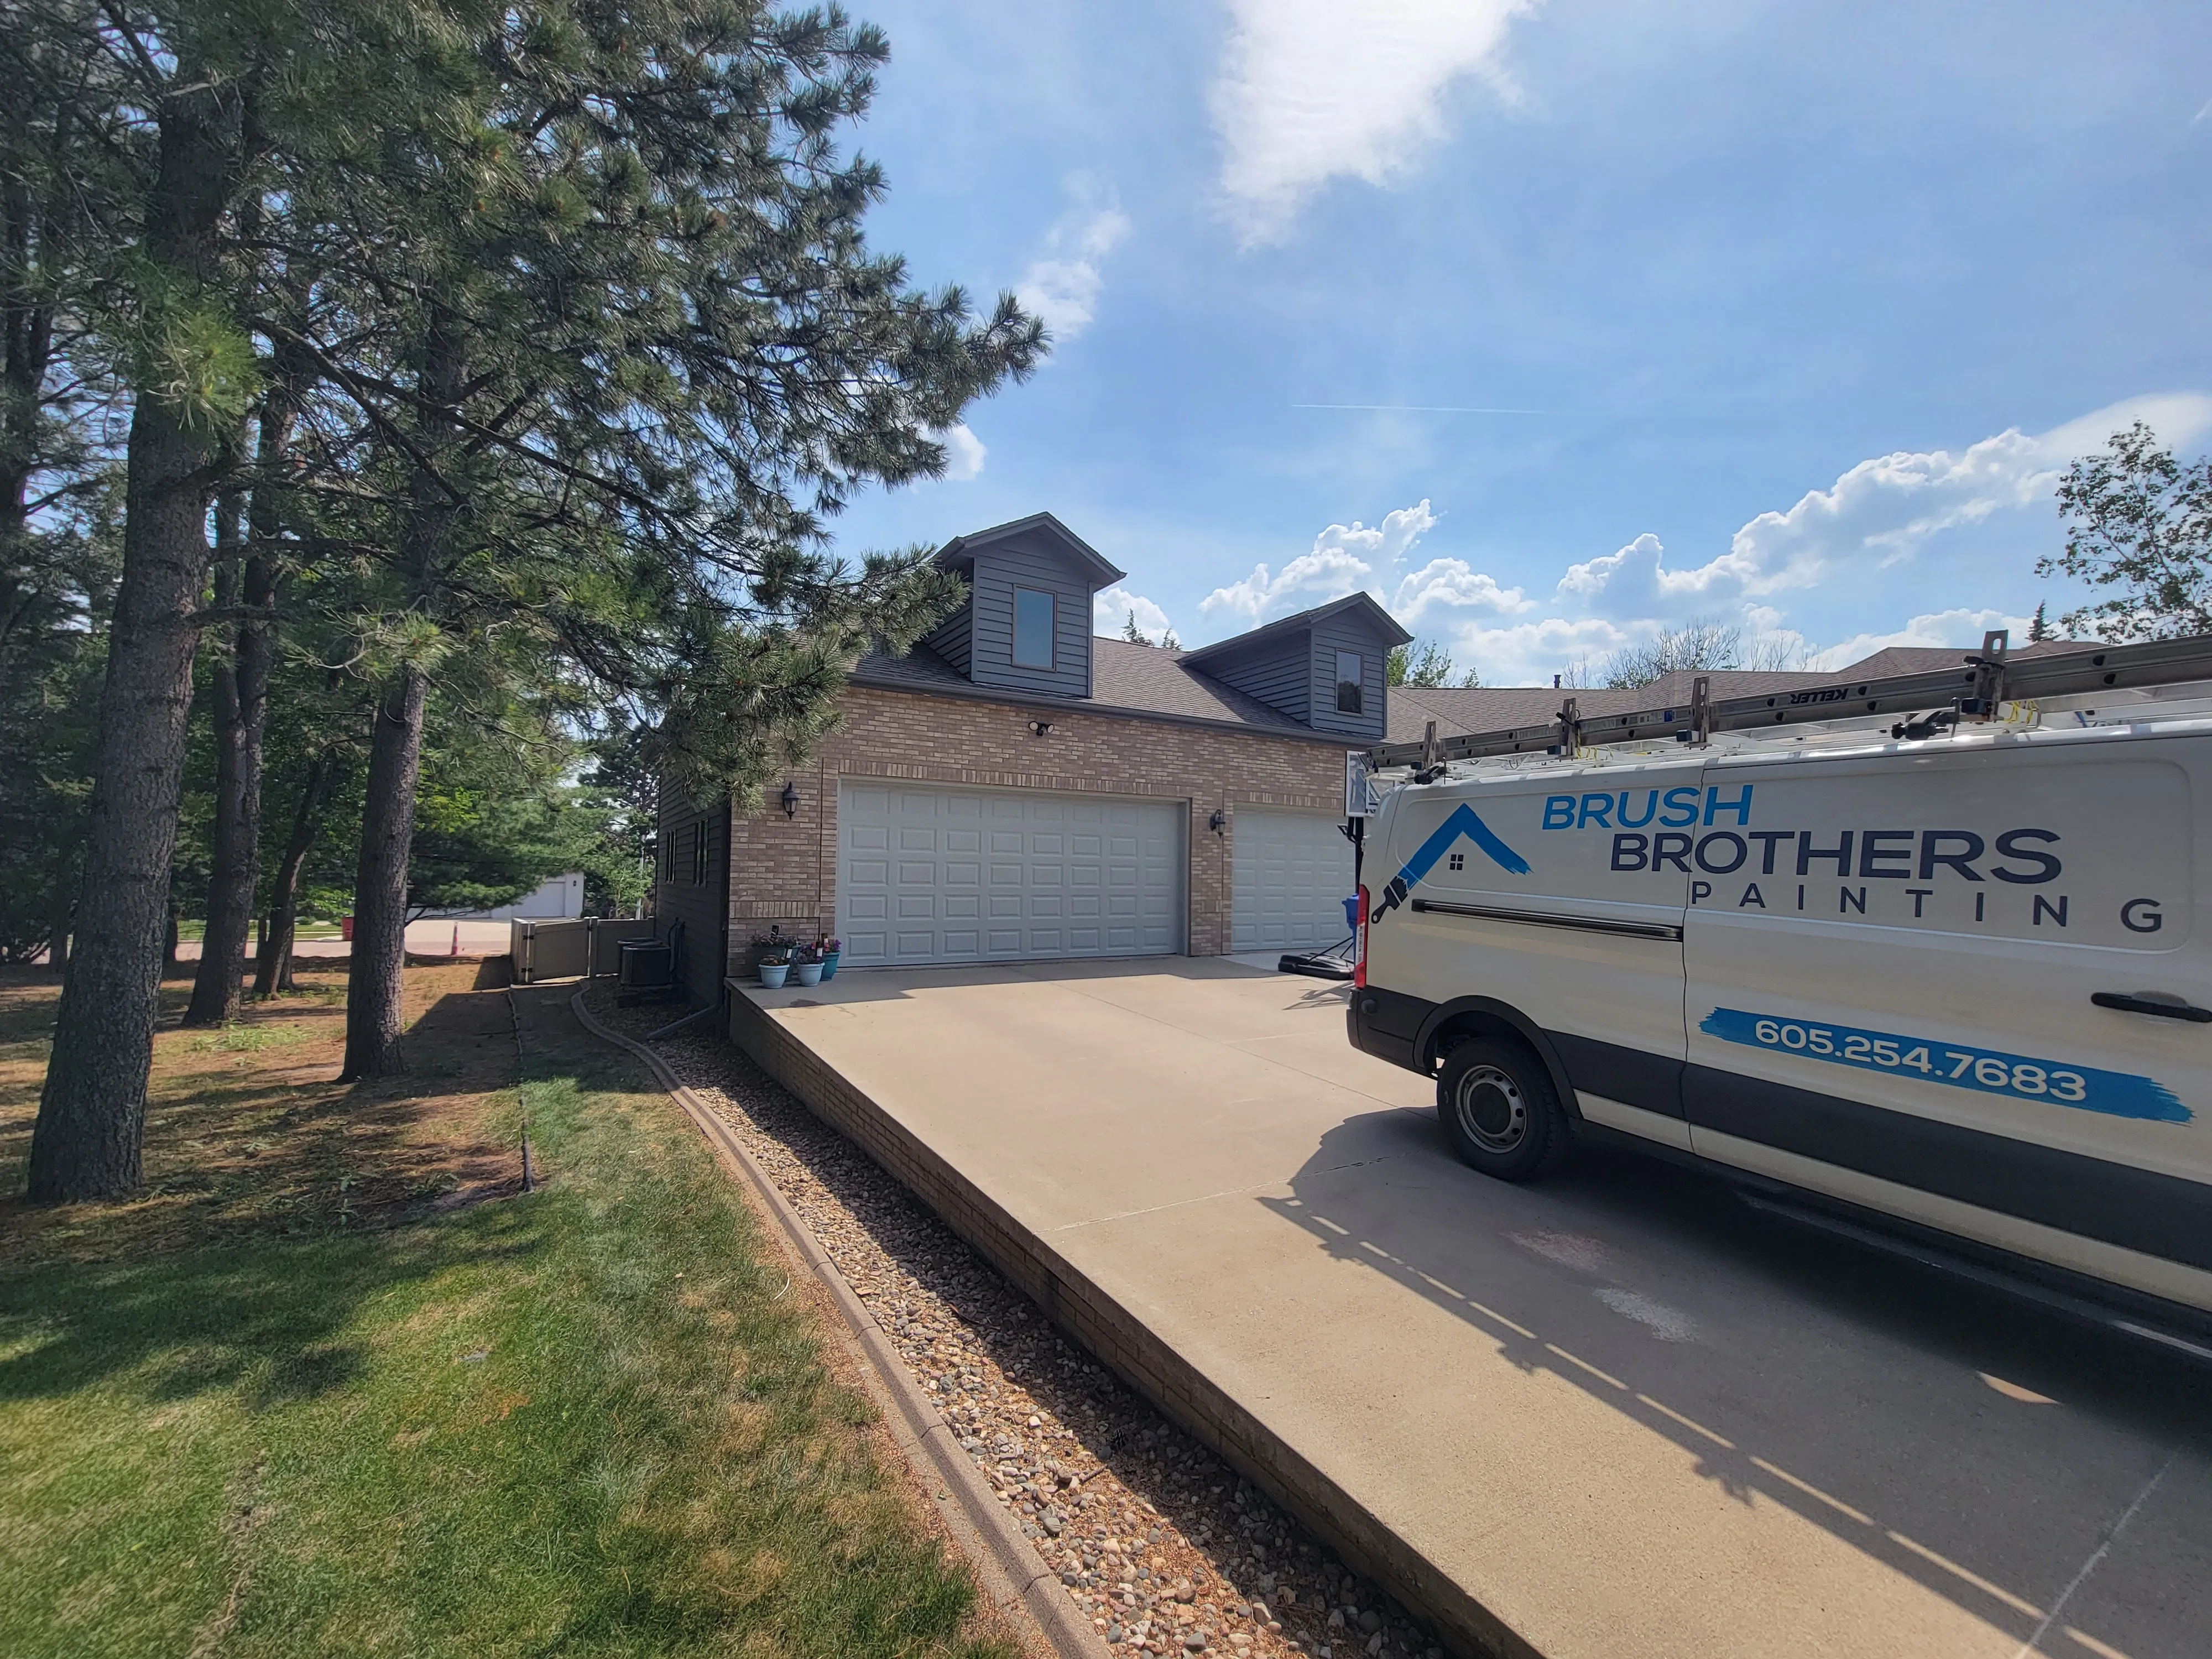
left=1679, top=729, right=2212, bottom=1306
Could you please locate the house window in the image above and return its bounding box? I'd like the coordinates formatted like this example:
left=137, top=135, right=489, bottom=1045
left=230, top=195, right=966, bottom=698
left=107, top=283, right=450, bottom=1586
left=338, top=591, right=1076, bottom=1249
left=1335, top=650, right=1364, bottom=714
left=691, top=821, right=708, bottom=885
left=1013, top=587, right=1056, bottom=669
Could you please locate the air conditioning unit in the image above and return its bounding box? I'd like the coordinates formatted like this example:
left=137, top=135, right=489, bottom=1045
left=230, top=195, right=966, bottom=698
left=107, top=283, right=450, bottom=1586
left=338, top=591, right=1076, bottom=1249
left=617, top=940, right=675, bottom=989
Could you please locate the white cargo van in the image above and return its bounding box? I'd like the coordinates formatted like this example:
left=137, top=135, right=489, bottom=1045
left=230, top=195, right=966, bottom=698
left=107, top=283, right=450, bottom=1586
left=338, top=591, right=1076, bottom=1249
left=1348, top=714, right=2212, bottom=1325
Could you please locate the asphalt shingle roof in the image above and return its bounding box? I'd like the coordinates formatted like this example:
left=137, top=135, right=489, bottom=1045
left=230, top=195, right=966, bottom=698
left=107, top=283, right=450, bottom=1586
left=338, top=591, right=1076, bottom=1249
left=849, top=639, right=1322, bottom=738
left=852, top=635, right=2096, bottom=746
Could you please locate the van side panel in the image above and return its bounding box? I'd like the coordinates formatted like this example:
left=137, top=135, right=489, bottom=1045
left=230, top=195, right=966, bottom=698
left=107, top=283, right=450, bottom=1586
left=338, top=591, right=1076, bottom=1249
left=1679, top=732, right=2212, bottom=1308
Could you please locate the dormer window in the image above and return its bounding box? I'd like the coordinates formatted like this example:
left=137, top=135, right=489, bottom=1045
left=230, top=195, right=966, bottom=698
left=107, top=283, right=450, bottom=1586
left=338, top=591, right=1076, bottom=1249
left=1335, top=650, right=1364, bottom=714
left=1014, top=587, right=1056, bottom=669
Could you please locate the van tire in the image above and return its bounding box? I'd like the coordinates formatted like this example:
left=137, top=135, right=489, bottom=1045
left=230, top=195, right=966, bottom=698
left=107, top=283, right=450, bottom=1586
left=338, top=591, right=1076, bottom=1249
left=1436, top=1038, right=1571, bottom=1182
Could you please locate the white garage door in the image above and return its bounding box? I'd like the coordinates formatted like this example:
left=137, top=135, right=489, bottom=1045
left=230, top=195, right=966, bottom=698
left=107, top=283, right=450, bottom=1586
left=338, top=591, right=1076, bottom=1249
left=1232, top=810, right=1355, bottom=953
left=838, top=784, right=1184, bottom=967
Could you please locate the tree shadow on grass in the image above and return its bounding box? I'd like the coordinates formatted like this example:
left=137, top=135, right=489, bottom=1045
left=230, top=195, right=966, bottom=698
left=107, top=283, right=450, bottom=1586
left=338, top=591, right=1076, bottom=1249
left=0, top=1193, right=545, bottom=1408
left=0, top=969, right=529, bottom=1270
left=0, top=967, right=550, bottom=1408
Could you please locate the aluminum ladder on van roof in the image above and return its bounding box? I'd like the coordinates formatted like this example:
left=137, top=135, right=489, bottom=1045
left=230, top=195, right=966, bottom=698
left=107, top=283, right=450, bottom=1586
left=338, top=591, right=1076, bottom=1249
left=1367, top=630, right=2212, bottom=771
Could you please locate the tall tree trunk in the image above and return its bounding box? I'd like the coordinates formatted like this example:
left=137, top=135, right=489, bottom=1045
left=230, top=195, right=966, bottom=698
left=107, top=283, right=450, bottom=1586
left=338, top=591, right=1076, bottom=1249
left=184, top=367, right=290, bottom=1025
left=183, top=486, right=252, bottom=1024
left=254, top=745, right=330, bottom=998
left=340, top=312, right=461, bottom=1083
left=28, top=72, right=239, bottom=1202
left=341, top=668, right=427, bottom=1079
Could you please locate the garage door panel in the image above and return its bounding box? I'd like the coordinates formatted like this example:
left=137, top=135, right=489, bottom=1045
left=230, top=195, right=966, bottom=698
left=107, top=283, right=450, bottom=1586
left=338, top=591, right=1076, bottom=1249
left=1232, top=810, right=1354, bottom=953
left=841, top=782, right=1184, bottom=966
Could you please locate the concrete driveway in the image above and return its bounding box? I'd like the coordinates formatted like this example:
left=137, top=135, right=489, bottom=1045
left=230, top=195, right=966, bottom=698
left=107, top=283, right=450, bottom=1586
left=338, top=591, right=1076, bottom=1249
left=736, top=957, right=2208, bottom=1659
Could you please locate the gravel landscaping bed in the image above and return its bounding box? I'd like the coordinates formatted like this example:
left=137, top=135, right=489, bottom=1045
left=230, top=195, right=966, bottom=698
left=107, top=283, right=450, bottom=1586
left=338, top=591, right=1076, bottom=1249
left=584, top=986, right=1446, bottom=1659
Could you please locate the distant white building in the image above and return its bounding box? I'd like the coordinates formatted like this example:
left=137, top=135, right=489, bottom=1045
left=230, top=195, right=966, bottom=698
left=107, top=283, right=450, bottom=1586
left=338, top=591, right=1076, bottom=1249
left=423, top=872, right=586, bottom=922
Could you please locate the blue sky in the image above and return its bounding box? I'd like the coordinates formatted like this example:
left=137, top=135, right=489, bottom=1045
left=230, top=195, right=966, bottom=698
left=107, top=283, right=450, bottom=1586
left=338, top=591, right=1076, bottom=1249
left=827, top=0, right=2212, bottom=683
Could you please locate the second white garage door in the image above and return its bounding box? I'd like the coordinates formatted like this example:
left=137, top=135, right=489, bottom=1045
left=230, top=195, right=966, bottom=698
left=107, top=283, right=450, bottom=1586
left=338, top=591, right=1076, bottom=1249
left=838, top=783, right=1184, bottom=967
left=1231, top=809, right=1355, bottom=953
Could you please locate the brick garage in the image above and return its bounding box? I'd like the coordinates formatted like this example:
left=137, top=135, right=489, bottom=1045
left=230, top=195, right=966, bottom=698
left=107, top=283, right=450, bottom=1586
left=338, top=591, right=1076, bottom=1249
left=653, top=513, right=1414, bottom=999
left=733, top=681, right=1354, bottom=963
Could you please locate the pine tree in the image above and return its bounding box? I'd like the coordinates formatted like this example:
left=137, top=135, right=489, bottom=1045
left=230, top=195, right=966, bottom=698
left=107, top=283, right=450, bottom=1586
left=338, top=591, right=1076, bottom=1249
left=2027, top=601, right=2049, bottom=643
left=24, top=0, right=1047, bottom=1186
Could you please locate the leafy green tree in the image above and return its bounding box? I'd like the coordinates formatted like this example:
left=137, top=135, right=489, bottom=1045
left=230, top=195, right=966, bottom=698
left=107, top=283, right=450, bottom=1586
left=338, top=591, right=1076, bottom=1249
left=577, top=718, right=659, bottom=918
left=2040, top=421, right=2212, bottom=641
left=1119, top=608, right=1178, bottom=650
left=1386, top=640, right=1477, bottom=687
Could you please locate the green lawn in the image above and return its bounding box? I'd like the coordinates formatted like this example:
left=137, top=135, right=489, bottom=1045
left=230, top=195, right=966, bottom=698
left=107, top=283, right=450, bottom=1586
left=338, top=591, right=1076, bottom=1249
left=0, top=969, right=1008, bottom=1658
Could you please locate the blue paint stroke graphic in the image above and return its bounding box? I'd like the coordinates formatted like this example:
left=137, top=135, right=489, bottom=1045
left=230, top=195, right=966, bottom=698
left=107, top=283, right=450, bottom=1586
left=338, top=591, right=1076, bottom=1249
left=1699, top=1007, right=2192, bottom=1124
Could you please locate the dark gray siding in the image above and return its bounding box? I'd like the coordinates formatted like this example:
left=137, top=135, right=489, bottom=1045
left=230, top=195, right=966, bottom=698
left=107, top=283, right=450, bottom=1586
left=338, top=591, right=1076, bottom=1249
left=966, top=536, right=1093, bottom=698
left=655, top=786, right=730, bottom=1004
left=1203, top=637, right=1311, bottom=722
left=924, top=597, right=974, bottom=675
left=1307, top=613, right=1389, bottom=740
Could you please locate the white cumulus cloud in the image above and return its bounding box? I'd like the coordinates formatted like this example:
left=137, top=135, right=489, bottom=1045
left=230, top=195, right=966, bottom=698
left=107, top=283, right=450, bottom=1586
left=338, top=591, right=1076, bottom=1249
left=1095, top=586, right=1177, bottom=644
left=931, top=422, right=987, bottom=482
left=1015, top=191, right=1131, bottom=342
left=1392, top=558, right=1532, bottom=624
left=1807, top=609, right=2033, bottom=672
left=1557, top=392, right=2212, bottom=622
left=1212, top=0, right=1538, bottom=243
left=1201, top=499, right=1438, bottom=623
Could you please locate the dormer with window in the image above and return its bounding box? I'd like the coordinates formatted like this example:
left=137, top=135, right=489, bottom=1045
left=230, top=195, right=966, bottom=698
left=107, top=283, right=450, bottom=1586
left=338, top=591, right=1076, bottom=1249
left=1177, top=593, right=1410, bottom=741
left=923, top=513, right=1125, bottom=698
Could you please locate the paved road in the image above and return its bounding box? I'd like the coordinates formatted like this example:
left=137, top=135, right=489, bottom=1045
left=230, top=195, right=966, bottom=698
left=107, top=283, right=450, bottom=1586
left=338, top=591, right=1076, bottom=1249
left=740, top=956, right=2208, bottom=1659
left=164, top=919, right=517, bottom=963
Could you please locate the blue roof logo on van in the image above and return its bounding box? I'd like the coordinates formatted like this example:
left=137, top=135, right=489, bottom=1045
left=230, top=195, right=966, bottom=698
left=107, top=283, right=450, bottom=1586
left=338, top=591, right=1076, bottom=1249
left=1370, top=802, right=1528, bottom=922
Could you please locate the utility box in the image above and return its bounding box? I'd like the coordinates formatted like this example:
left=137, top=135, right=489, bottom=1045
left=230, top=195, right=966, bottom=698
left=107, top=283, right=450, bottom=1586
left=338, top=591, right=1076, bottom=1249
left=617, top=940, right=675, bottom=989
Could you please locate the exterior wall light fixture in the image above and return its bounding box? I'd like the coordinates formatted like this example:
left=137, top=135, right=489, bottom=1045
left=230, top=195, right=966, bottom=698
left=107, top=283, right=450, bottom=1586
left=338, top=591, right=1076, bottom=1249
left=1208, top=809, right=1226, bottom=834
left=780, top=780, right=800, bottom=818
left=1029, top=719, right=1053, bottom=737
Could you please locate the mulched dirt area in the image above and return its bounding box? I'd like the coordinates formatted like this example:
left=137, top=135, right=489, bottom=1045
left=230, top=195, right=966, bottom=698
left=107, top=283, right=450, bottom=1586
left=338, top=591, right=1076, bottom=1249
left=585, top=983, right=1446, bottom=1659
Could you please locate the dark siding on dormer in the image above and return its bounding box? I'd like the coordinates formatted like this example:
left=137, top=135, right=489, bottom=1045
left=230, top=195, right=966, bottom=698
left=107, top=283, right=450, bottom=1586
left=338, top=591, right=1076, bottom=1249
left=1201, top=637, right=1311, bottom=723
left=923, top=597, right=974, bottom=675
left=967, top=536, right=1093, bottom=697
left=1307, top=612, right=1388, bottom=740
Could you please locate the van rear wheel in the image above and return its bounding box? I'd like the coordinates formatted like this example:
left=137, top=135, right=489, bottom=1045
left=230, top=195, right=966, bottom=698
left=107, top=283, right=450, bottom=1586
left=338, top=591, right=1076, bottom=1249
left=1437, top=1039, right=1570, bottom=1182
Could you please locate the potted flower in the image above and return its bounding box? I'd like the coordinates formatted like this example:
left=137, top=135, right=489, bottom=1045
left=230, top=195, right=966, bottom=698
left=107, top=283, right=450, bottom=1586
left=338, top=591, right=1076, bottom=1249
left=791, top=942, right=824, bottom=987
left=744, top=928, right=787, bottom=978
left=758, top=947, right=791, bottom=989
left=818, top=938, right=842, bottom=980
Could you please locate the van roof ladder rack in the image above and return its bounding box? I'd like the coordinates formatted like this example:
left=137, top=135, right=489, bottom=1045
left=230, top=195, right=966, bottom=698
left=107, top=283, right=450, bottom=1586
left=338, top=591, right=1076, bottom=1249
left=1366, top=630, right=2212, bottom=769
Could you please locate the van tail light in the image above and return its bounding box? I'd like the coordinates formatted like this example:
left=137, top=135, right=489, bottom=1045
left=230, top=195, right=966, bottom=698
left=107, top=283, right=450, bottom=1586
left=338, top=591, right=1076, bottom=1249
left=1354, top=884, right=1369, bottom=988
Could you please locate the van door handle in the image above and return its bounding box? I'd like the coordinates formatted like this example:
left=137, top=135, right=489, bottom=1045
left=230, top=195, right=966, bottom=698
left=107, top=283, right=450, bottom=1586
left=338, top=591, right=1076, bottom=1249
left=2091, top=992, right=2212, bottom=1024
